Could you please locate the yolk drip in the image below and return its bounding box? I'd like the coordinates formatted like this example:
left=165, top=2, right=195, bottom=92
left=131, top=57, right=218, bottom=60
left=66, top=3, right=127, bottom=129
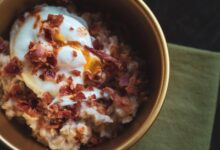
left=82, top=50, right=102, bottom=74
left=54, top=33, right=65, bottom=42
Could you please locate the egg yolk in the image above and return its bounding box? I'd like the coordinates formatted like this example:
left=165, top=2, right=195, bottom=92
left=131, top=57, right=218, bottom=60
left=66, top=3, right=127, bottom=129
left=82, top=49, right=102, bottom=74
left=54, top=33, right=65, bottom=42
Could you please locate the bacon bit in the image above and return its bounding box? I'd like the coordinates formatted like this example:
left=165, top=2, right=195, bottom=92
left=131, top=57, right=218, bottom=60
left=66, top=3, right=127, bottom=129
left=126, top=73, right=138, bottom=94
left=71, top=70, right=81, bottom=76
left=18, top=15, right=25, bottom=23
left=89, top=24, right=101, bottom=36
left=97, top=98, right=113, bottom=109
left=46, top=54, right=57, bottom=67
left=118, top=73, right=130, bottom=87
left=25, top=42, right=46, bottom=62
left=85, top=46, right=122, bottom=70
left=17, top=101, right=38, bottom=117
left=56, top=74, right=65, bottom=83
left=4, top=57, right=23, bottom=76
left=92, top=39, right=104, bottom=50
left=40, top=69, right=56, bottom=81
left=67, top=76, right=73, bottom=85
left=72, top=92, right=86, bottom=100
left=72, top=50, right=77, bottom=57
left=75, top=84, right=84, bottom=92
left=84, top=71, right=106, bottom=88
left=25, top=42, right=57, bottom=73
left=69, top=27, right=74, bottom=31
left=33, top=14, right=41, bottom=29
left=8, top=83, right=24, bottom=98
left=0, top=37, right=9, bottom=53
left=103, top=87, right=133, bottom=113
left=30, top=5, right=42, bottom=16
left=38, top=118, right=60, bottom=129
left=56, top=109, right=72, bottom=119
left=42, top=92, right=53, bottom=104
left=76, top=127, right=85, bottom=142
left=84, top=72, right=97, bottom=87
left=89, top=94, right=96, bottom=100
left=87, top=86, right=94, bottom=91
left=89, top=136, right=99, bottom=145
left=43, top=28, right=53, bottom=42
left=59, top=85, right=73, bottom=96
left=71, top=102, right=81, bottom=119
left=45, top=14, right=64, bottom=28
left=28, top=41, right=35, bottom=49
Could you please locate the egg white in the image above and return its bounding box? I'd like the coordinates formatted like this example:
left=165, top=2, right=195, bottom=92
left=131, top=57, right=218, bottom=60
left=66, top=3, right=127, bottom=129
left=10, top=5, right=106, bottom=106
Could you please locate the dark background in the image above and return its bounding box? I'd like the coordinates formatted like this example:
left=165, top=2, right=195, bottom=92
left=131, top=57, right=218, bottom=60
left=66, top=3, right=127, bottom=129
left=1, top=0, right=219, bottom=149
left=144, top=0, right=220, bottom=150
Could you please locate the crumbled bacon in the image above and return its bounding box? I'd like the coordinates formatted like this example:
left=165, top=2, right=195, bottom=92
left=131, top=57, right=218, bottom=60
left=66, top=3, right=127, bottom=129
left=84, top=71, right=106, bottom=88
left=72, top=51, right=77, bottom=57
left=8, top=82, right=25, bottom=99
left=86, top=86, right=94, bottom=91
left=4, top=57, right=23, bottom=76
left=97, top=98, right=112, bottom=109
left=45, top=14, right=64, bottom=28
left=118, top=73, right=130, bottom=87
left=103, top=87, right=133, bottom=113
left=72, top=92, right=86, bottom=100
left=17, top=101, right=38, bottom=117
left=89, top=24, right=101, bottom=36
left=42, top=92, right=53, bottom=105
left=43, top=28, right=53, bottom=42
left=56, top=74, right=65, bottom=83
left=84, top=72, right=98, bottom=87
left=38, top=118, right=60, bottom=129
left=26, top=43, right=46, bottom=63
left=89, top=136, right=99, bottom=145
left=39, top=69, right=56, bottom=81
left=85, top=46, right=122, bottom=70
left=70, top=102, right=81, bottom=119
left=30, top=5, right=42, bottom=16
left=33, top=14, right=41, bottom=29
left=70, top=27, right=74, bottom=31
left=75, top=84, right=84, bottom=92
left=59, top=85, right=73, bottom=96
left=18, top=15, right=25, bottom=23
left=25, top=42, right=57, bottom=73
left=46, top=53, right=57, bottom=67
left=125, top=73, right=138, bottom=94
left=0, top=37, right=9, bottom=53
left=71, top=70, right=81, bottom=76
left=92, top=39, right=104, bottom=50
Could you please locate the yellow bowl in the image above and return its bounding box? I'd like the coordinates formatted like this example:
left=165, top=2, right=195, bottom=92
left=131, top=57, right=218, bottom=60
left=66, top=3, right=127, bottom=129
left=0, top=0, right=169, bottom=149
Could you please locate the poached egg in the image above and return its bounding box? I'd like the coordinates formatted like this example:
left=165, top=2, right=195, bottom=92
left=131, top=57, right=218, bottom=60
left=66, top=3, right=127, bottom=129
left=10, top=5, right=105, bottom=106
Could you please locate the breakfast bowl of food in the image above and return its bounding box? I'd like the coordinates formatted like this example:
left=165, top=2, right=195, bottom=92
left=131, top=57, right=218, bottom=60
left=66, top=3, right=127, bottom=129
left=0, top=0, right=169, bottom=150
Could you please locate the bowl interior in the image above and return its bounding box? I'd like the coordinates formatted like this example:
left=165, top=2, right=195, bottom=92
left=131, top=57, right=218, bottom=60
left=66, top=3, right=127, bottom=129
left=0, top=0, right=168, bottom=150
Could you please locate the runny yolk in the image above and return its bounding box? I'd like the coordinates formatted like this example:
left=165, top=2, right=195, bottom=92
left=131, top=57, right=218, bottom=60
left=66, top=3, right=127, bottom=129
left=82, top=49, right=102, bottom=74
left=54, top=33, right=65, bottom=42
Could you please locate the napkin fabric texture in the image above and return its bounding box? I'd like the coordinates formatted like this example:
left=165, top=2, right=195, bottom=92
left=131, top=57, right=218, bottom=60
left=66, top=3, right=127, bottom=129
left=132, top=44, right=220, bottom=150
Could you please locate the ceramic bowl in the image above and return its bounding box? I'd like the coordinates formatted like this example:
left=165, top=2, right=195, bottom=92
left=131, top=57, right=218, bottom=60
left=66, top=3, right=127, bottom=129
left=0, top=0, right=169, bottom=149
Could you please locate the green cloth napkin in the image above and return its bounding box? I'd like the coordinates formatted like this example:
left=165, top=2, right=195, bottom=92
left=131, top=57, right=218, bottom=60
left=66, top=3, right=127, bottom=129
left=131, top=44, right=220, bottom=150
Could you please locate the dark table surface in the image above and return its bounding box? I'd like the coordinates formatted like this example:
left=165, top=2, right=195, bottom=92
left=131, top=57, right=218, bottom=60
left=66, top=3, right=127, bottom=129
left=144, top=0, right=220, bottom=150
left=1, top=0, right=220, bottom=150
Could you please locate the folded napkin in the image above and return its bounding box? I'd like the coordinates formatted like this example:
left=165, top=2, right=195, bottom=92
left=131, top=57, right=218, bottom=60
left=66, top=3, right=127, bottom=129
left=131, top=44, right=220, bottom=150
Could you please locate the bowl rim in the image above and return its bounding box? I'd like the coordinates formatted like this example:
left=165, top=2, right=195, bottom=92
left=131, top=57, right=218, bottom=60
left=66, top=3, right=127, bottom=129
left=0, top=0, right=170, bottom=150
left=116, top=0, right=170, bottom=149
